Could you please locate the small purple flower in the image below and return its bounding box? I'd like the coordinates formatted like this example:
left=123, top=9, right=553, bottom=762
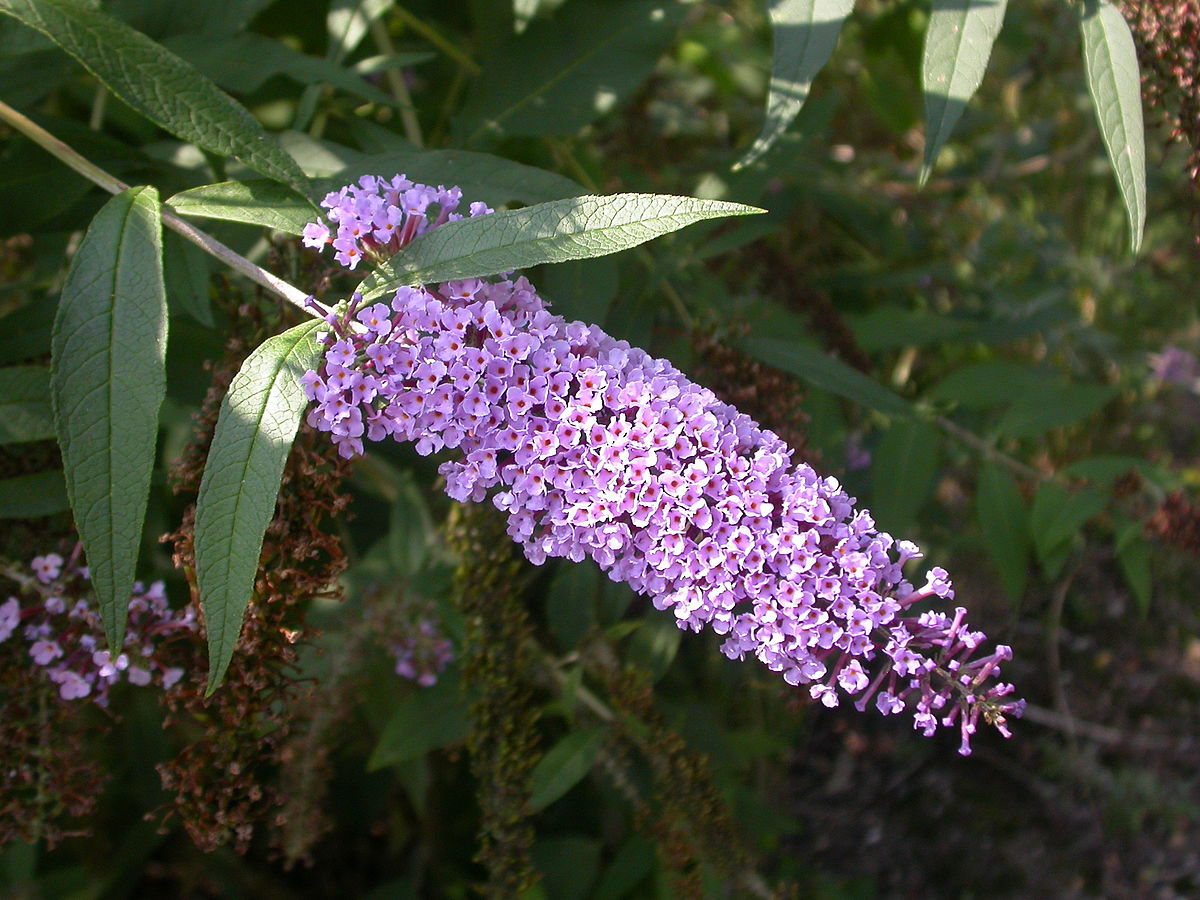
left=0, top=597, right=19, bottom=643
left=31, top=553, right=63, bottom=584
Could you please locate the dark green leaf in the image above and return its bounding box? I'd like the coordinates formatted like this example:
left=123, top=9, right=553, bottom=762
left=740, top=337, right=914, bottom=417
left=545, top=562, right=600, bottom=650
left=387, top=471, right=435, bottom=578
left=51, top=186, right=166, bottom=653
left=1030, top=482, right=1109, bottom=575
left=163, top=231, right=214, bottom=326
left=976, top=464, right=1030, bottom=601
left=870, top=419, right=940, bottom=534
left=1080, top=0, right=1146, bottom=253
left=927, top=361, right=1049, bottom=408
left=1115, top=519, right=1152, bottom=613
left=333, top=149, right=583, bottom=205
left=920, top=0, right=1009, bottom=185
left=0, top=470, right=68, bottom=518
left=626, top=615, right=681, bottom=683
left=533, top=837, right=602, bottom=900
left=996, top=383, right=1116, bottom=438
left=530, top=728, right=606, bottom=811
left=456, top=0, right=687, bottom=143
left=194, top=318, right=325, bottom=693
left=167, top=180, right=315, bottom=235
left=735, top=0, right=854, bottom=170
left=539, top=256, right=620, bottom=325
left=360, top=194, right=762, bottom=301
left=0, top=0, right=307, bottom=191
left=593, top=837, right=656, bottom=900
left=0, top=366, right=54, bottom=445
left=164, top=32, right=398, bottom=107
left=368, top=669, right=470, bottom=769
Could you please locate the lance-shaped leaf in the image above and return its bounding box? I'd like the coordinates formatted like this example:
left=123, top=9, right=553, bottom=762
left=167, top=180, right=315, bottom=236
left=194, top=318, right=326, bottom=693
left=1080, top=0, right=1146, bottom=253
left=0, top=0, right=308, bottom=192
left=739, top=337, right=914, bottom=418
left=530, top=728, right=607, bottom=811
left=920, top=0, right=1009, bottom=185
left=51, top=186, right=166, bottom=653
left=359, top=193, right=762, bottom=301
left=734, top=0, right=854, bottom=171
left=976, top=463, right=1030, bottom=602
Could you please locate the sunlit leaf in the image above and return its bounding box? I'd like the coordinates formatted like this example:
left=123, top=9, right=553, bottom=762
left=50, top=186, right=166, bottom=652
left=920, top=0, right=1008, bottom=185
left=734, top=0, right=853, bottom=170
left=1080, top=0, right=1146, bottom=253
left=167, top=180, right=315, bottom=235
left=360, top=194, right=762, bottom=301
left=0, top=0, right=307, bottom=191
left=194, top=318, right=325, bottom=693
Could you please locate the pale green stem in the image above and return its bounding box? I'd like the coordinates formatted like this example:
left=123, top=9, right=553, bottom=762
left=370, top=16, right=424, bottom=147
left=0, top=99, right=329, bottom=318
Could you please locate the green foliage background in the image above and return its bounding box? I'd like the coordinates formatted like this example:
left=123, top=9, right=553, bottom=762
left=0, top=0, right=1198, bottom=897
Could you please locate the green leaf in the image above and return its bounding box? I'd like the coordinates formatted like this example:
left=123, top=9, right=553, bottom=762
left=995, top=383, right=1116, bottom=438
left=167, top=180, right=315, bottom=235
left=1080, top=0, right=1146, bottom=253
left=1115, top=518, right=1152, bottom=613
left=734, top=0, right=854, bottom=170
left=368, top=669, right=471, bottom=769
left=545, top=562, right=601, bottom=650
left=163, top=231, right=214, bottom=326
left=194, top=318, right=325, bottom=693
left=0, top=470, right=68, bottom=518
left=920, top=0, right=1009, bottom=185
left=928, top=362, right=1057, bottom=408
left=1030, top=482, right=1109, bottom=577
left=976, top=464, right=1030, bottom=601
left=870, top=419, right=940, bottom=534
left=626, top=614, right=681, bottom=683
left=331, top=149, right=584, bottom=206
left=539, top=256, right=620, bottom=325
left=164, top=32, right=398, bottom=108
left=359, top=194, right=762, bottom=301
left=455, top=0, right=687, bottom=143
left=0, top=366, right=55, bottom=445
left=739, top=337, right=914, bottom=418
left=0, top=0, right=307, bottom=191
left=50, top=186, right=166, bottom=653
left=530, top=728, right=606, bottom=811
left=387, top=471, right=435, bottom=578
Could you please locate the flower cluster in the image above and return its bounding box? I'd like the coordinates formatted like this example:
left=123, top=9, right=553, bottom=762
left=1, top=552, right=196, bottom=704
left=301, top=174, right=493, bottom=270
left=388, top=618, right=454, bottom=687
left=301, top=177, right=1023, bottom=753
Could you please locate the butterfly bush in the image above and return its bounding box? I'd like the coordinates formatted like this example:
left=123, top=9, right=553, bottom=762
left=301, top=176, right=1024, bottom=754
left=1, top=553, right=195, bottom=704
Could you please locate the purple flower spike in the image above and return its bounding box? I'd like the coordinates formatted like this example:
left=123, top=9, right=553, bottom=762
left=302, top=178, right=1024, bottom=754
